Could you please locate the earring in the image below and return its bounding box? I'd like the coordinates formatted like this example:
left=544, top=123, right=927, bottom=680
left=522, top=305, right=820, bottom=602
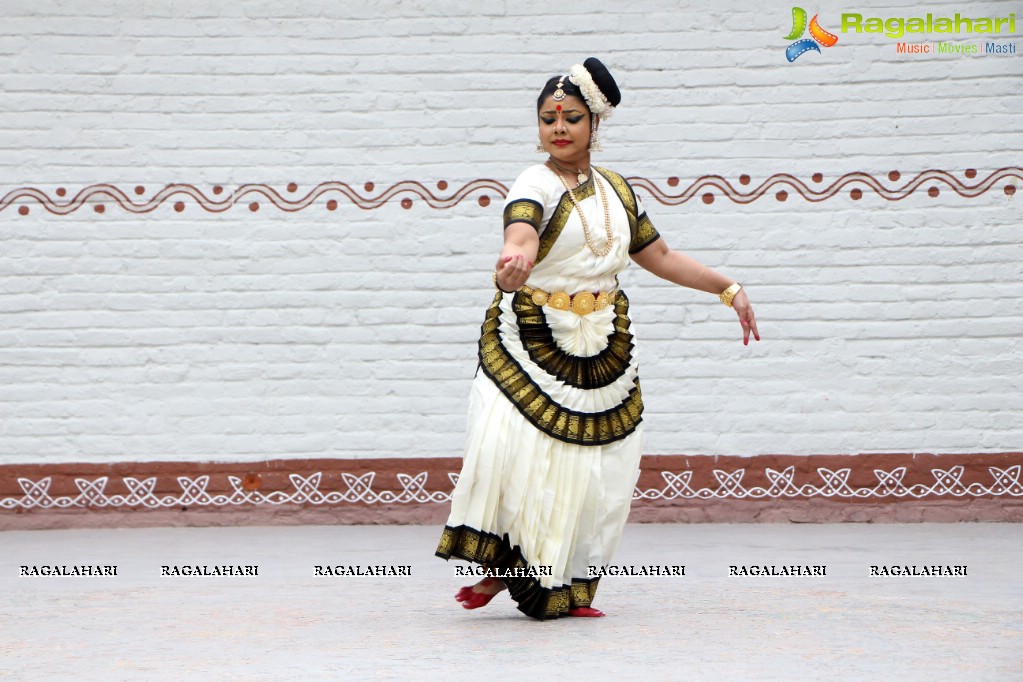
left=535, top=135, right=546, bottom=153
left=588, top=117, right=603, bottom=153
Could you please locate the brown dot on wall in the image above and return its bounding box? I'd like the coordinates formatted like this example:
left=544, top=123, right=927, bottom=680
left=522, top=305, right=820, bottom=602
left=478, top=195, right=490, bottom=207
left=174, top=202, right=185, bottom=212
left=850, top=188, right=863, bottom=200
left=888, top=171, right=900, bottom=182
left=213, top=185, right=223, bottom=195
left=1005, top=185, right=1016, bottom=196
left=775, top=190, right=787, bottom=202
left=18, top=206, right=29, bottom=215
left=667, top=176, right=680, bottom=187
left=364, top=182, right=375, bottom=192
left=287, top=182, right=298, bottom=193
left=928, top=187, right=939, bottom=197
left=134, top=185, right=145, bottom=195
left=701, top=193, right=714, bottom=204
left=241, top=474, right=262, bottom=491
left=401, top=198, right=413, bottom=209
left=965, top=169, right=977, bottom=179
left=740, top=174, right=751, bottom=185
left=94, top=204, right=105, bottom=213
left=438, top=180, right=448, bottom=190
left=326, top=199, right=338, bottom=211
left=811, top=173, right=823, bottom=183
left=56, top=187, right=66, bottom=197
left=249, top=202, right=259, bottom=212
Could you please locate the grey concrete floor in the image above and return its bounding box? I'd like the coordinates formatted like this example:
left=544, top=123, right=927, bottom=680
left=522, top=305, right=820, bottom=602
left=1, top=523, right=1021, bottom=681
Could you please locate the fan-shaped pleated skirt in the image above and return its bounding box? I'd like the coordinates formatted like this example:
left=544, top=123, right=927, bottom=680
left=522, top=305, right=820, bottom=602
left=436, top=289, right=644, bottom=620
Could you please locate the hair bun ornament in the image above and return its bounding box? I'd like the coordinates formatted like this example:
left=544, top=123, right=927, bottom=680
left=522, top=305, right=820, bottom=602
left=569, top=57, right=620, bottom=119
left=583, top=57, right=621, bottom=107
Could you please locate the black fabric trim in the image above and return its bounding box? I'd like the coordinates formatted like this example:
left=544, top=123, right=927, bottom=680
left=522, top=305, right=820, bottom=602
left=513, top=289, right=635, bottom=390
left=435, top=524, right=601, bottom=620
left=478, top=292, right=643, bottom=447
left=534, top=192, right=574, bottom=264
left=630, top=211, right=661, bottom=254
left=594, top=167, right=662, bottom=254
left=629, top=233, right=662, bottom=255
left=503, top=199, right=544, bottom=231
left=534, top=172, right=598, bottom=264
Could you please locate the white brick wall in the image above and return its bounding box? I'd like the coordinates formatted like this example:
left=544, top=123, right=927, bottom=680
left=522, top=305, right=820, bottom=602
left=1, top=0, right=1020, bottom=463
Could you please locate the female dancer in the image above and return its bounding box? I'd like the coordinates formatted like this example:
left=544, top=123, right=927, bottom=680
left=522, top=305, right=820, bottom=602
left=436, top=57, right=758, bottom=620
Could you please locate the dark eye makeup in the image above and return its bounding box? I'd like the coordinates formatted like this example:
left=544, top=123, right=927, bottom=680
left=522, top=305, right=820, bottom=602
left=540, top=115, right=586, bottom=125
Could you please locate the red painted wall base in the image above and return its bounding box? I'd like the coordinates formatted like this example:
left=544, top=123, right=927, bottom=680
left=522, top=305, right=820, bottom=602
left=2, top=453, right=1020, bottom=529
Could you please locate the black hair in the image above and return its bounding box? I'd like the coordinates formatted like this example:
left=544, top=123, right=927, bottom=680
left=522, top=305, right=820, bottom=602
left=536, top=75, right=583, bottom=111
left=535, top=58, right=622, bottom=113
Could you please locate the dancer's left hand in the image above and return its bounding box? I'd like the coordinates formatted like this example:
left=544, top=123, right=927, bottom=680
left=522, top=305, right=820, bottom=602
left=732, top=290, right=760, bottom=346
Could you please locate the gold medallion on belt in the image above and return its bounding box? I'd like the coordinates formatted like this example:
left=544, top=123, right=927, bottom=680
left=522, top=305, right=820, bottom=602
left=524, top=285, right=612, bottom=316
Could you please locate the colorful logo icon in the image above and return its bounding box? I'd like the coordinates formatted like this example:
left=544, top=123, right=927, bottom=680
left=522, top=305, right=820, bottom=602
left=785, top=7, right=838, bottom=62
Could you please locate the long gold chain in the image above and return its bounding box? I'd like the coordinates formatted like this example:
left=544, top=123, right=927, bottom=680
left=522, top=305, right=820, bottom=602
left=547, top=163, right=614, bottom=257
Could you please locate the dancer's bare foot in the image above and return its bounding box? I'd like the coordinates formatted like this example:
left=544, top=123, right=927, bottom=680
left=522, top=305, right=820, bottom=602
left=454, top=578, right=497, bottom=603
left=455, top=577, right=506, bottom=609
left=568, top=606, right=605, bottom=617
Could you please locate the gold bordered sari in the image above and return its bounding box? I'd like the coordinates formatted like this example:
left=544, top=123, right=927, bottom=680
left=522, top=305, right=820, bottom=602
left=436, top=165, right=661, bottom=620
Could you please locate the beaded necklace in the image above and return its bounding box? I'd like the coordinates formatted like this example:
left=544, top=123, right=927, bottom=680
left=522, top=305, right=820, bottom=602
left=546, top=162, right=615, bottom=258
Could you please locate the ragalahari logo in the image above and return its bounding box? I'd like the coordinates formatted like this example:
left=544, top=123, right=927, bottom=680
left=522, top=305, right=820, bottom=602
left=784, top=7, right=839, bottom=62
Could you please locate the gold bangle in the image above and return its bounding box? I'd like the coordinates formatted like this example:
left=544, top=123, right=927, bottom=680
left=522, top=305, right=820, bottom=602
left=719, top=282, right=742, bottom=308
left=493, top=272, right=516, bottom=294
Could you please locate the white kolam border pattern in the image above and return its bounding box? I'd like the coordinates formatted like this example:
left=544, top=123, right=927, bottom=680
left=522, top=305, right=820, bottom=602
left=3, top=464, right=1021, bottom=511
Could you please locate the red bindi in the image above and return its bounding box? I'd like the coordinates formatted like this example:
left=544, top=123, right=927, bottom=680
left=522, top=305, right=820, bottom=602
left=556, top=104, right=562, bottom=111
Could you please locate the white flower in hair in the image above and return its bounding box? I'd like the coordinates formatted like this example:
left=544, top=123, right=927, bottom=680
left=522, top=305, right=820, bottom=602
left=568, top=64, right=614, bottom=119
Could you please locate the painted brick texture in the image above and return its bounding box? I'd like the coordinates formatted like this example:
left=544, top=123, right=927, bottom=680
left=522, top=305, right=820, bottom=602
left=1, top=1, right=1020, bottom=464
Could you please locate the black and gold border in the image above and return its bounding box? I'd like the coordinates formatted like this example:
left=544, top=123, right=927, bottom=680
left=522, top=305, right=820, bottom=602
left=632, top=213, right=660, bottom=254
left=503, top=198, right=544, bottom=231
left=514, top=289, right=635, bottom=390
left=534, top=178, right=594, bottom=264
left=596, top=167, right=662, bottom=254
left=435, top=524, right=600, bottom=620
left=532, top=169, right=663, bottom=263
left=478, top=291, right=643, bottom=446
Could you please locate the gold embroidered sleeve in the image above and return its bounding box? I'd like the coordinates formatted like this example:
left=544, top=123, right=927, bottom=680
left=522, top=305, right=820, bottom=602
left=629, top=212, right=661, bottom=254
left=503, top=199, right=544, bottom=231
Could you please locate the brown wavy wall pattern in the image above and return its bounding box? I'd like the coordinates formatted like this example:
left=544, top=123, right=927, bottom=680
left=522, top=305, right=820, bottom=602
left=0, top=169, right=1018, bottom=215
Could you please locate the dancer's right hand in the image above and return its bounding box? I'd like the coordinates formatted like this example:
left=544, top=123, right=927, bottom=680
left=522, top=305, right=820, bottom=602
left=495, top=253, right=533, bottom=292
